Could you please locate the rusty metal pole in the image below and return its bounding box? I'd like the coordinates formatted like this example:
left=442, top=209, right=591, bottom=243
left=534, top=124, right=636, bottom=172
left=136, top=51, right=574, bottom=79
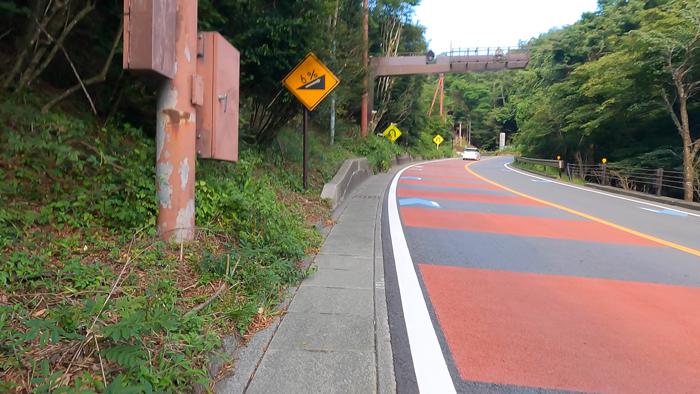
left=360, top=0, right=369, bottom=137
left=156, top=0, right=197, bottom=241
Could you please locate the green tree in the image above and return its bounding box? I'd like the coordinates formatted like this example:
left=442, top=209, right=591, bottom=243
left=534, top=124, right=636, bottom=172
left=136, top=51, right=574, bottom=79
left=628, top=0, right=700, bottom=200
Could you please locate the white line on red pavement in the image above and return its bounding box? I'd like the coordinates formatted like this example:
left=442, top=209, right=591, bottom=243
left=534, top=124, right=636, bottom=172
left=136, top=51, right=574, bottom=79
left=388, top=160, right=456, bottom=394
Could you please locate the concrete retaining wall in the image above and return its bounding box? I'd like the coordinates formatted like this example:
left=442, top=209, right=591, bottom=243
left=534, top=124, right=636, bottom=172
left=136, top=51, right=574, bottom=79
left=321, top=158, right=372, bottom=210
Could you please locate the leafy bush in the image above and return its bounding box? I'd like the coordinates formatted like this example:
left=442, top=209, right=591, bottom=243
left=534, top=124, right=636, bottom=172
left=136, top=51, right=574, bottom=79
left=197, top=153, right=317, bottom=262
left=0, top=98, right=157, bottom=234
left=407, top=131, right=454, bottom=160
left=345, top=135, right=401, bottom=172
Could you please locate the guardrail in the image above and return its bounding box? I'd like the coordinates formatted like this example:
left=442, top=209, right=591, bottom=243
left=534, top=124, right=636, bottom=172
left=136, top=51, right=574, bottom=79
left=515, top=156, right=698, bottom=201
left=514, top=157, right=565, bottom=178
left=566, top=163, right=689, bottom=198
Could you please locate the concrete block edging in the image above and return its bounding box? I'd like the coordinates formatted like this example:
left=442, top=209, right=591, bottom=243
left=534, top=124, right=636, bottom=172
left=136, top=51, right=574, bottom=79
left=321, top=158, right=372, bottom=210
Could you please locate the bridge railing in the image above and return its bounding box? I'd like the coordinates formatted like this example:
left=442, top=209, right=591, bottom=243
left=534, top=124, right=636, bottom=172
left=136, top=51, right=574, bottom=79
left=393, top=47, right=528, bottom=58
left=445, top=47, right=527, bottom=58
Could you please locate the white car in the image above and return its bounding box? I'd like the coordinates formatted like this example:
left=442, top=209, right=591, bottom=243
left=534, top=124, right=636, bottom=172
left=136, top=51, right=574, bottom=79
left=462, top=147, right=481, bottom=161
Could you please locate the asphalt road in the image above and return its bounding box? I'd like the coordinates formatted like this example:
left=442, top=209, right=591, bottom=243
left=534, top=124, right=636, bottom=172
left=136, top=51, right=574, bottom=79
left=383, top=156, right=700, bottom=393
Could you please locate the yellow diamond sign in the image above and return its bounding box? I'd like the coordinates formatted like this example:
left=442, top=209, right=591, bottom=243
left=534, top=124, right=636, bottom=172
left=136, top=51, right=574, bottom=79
left=382, top=124, right=402, bottom=142
left=282, top=52, right=340, bottom=111
left=433, top=134, right=444, bottom=146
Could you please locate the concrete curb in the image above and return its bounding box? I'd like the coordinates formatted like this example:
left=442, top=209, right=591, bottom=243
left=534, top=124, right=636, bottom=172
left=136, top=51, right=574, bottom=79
left=321, top=158, right=372, bottom=210
left=373, top=174, right=396, bottom=394
left=585, top=183, right=700, bottom=212
left=212, top=162, right=415, bottom=393
left=210, top=255, right=320, bottom=393
left=391, top=154, right=414, bottom=166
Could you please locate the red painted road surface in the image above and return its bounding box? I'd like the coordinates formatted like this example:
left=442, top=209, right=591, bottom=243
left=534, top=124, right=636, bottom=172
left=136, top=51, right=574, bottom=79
left=401, top=208, right=659, bottom=246
left=394, top=158, right=700, bottom=393
left=399, top=179, right=500, bottom=190
left=420, top=265, right=700, bottom=393
left=397, top=188, right=543, bottom=206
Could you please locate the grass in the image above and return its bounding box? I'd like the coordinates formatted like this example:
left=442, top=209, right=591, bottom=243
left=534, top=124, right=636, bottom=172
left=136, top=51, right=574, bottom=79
left=0, top=94, right=320, bottom=392
left=512, top=161, right=563, bottom=178
left=0, top=92, right=455, bottom=392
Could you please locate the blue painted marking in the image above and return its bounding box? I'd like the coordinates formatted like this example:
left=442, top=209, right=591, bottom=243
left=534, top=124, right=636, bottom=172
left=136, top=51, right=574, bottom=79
left=639, top=207, right=689, bottom=217
left=401, top=176, right=423, bottom=180
left=399, top=198, right=441, bottom=208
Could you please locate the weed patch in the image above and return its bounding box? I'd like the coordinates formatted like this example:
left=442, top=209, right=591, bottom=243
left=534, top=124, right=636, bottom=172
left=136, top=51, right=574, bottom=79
left=0, top=95, right=320, bottom=392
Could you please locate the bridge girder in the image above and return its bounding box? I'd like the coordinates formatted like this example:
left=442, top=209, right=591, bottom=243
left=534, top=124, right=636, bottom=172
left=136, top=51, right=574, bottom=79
left=370, top=52, right=529, bottom=77
left=367, top=51, right=529, bottom=132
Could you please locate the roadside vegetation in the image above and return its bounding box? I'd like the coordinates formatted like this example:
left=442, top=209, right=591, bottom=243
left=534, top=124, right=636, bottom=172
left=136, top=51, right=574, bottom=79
left=0, top=0, right=451, bottom=391
left=0, top=93, right=450, bottom=392
left=7, top=0, right=697, bottom=390
left=0, top=94, right=324, bottom=392
left=430, top=0, right=699, bottom=201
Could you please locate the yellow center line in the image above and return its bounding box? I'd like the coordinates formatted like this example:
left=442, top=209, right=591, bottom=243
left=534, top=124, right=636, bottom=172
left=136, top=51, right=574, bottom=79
left=464, top=162, right=700, bottom=259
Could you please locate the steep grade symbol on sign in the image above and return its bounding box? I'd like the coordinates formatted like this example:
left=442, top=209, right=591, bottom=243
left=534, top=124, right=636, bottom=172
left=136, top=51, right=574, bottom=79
left=299, top=75, right=326, bottom=90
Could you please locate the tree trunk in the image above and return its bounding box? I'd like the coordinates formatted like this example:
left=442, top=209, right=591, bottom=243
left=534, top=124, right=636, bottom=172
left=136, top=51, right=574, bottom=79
left=679, top=95, right=695, bottom=201
left=1, top=0, right=63, bottom=89
left=683, top=145, right=695, bottom=201
left=21, top=1, right=96, bottom=88
left=663, top=70, right=698, bottom=202
left=41, top=19, right=122, bottom=113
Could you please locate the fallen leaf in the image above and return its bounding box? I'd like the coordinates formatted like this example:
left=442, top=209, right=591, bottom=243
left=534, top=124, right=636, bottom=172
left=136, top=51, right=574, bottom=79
left=32, top=309, right=47, bottom=317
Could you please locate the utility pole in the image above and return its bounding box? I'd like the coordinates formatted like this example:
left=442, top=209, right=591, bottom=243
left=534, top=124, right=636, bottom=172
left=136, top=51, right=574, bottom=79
left=330, top=0, right=339, bottom=145
left=155, top=0, right=197, bottom=242
left=330, top=93, right=336, bottom=145
left=360, top=0, right=369, bottom=137
left=459, top=121, right=462, bottom=144
left=467, top=117, right=472, bottom=146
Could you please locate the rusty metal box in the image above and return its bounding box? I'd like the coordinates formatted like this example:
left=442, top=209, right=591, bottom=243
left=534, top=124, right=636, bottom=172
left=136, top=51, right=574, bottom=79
left=123, top=0, right=176, bottom=78
left=196, top=32, right=240, bottom=162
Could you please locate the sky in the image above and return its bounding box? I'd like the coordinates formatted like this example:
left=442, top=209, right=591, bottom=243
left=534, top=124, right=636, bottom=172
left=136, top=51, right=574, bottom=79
left=414, top=0, right=599, bottom=53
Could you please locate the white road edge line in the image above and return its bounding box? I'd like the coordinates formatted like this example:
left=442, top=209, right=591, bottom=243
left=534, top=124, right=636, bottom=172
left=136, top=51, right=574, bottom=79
left=388, top=160, right=456, bottom=394
left=504, top=162, right=700, bottom=219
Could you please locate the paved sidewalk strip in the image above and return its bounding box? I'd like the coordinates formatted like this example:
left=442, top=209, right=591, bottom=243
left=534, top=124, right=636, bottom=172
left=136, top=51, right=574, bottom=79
left=232, top=173, right=395, bottom=394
